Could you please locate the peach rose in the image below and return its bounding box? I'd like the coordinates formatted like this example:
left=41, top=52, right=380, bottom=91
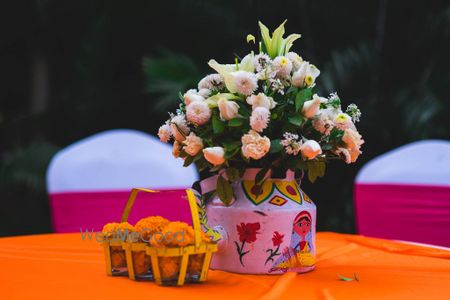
left=241, top=130, right=271, bottom=160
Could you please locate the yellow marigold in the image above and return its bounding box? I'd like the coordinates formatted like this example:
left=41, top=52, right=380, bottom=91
left=159, top=257, right=180, bottom=279
left=102, top=222, right=134, bottom=237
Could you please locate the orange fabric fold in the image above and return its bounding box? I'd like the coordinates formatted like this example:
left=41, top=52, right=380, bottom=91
left=0, top=232, right=449, bottom=300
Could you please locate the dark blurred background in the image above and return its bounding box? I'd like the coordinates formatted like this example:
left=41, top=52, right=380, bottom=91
left=1, top=0, right=449, bottom=236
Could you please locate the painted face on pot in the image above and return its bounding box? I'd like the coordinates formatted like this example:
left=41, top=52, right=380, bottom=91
left=293, top=211, right=312, bottom=237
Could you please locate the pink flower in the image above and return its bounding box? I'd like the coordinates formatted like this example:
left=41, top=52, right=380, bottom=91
left=170, top=115, right=190, bottom=142
left=218, top=99, right=239, bottom=120
left=241, top=130, right=271, bottom=160
left=233, top=71, right=257, bottom=96
left=302, top=94, right=325, bottom=119
left=186, top=101, right=211, bottom=126
left=342, top=128, right=364, bottom=150
left=182, top=133, right=204, bottom=156
left=300, top=140, right=322, bottom=160
left=183, top=89, right=205, bottom=106
left=250, top=107, right=270, bottom=132
left=158, top=123, right=171, bottom=142
left=203, top=147, right=225, bottom=165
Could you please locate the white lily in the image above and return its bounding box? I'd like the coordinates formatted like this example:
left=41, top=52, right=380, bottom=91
left=208, top=53, right=255, bottom=93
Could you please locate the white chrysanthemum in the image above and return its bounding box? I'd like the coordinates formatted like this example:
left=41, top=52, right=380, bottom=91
left=250, top=107, right=270, bottom=132
left=182, top=132, right=204, bottom=156
left=170, top=114, right=190, bottom=141
left=158, top=123, right=172, bottom=143
left=198, top=74, right=224, bottom=91
left=233, top=71, right=258, bottom=96
left=186, top=101, right=211, bottom=126
left=286, top=52, right=303, bottom=71
left=198, top=88, right=211, bottom=98
left=273, top=56, right=293, bottom=77
left=241, top=130, right=271, bottom=160
left=280, top=132, right=302, bottom=155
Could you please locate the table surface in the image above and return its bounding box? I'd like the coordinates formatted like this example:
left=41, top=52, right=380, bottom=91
left=1, top=232, right=449, bottom=300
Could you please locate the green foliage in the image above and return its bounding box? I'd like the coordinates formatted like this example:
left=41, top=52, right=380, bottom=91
left=295, top=88, right=313, bottom=111
left=216, top=175, right=233, bottom=206
left=142, top=50, right=202, bottom=112
left=306, top=160, right=326, bottom=183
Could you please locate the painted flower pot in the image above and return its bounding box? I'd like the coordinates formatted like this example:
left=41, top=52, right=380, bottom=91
left=195, top=169, right=316, bottom=274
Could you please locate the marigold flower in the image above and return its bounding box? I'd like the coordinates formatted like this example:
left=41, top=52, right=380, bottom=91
left=135, top=216, right=169, bottom=241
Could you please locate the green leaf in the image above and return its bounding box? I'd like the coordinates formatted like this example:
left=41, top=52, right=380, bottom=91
left=225, top=147, right=241, bottom=159
left=216, top=175, right=233, bottom=205
left=269, top=139, right=282, bottom=153
left=337, top=273, right=359, bottom=282
left=307, top=161, right=326, bottom=183
left=295, top=88, right=313, bottom=111
left=228, top=118, right=245, bottom=127
left=238, top=104, right=251, bottom=118
left=288, top=114, right=304, bottom=127
left=212, top=115, right=225, bottom=134
left=337, top=275, right=354, bottom=282
left=222, top=141, right=241, bottom=151
left=246, top=34, right=255, bottom=44
left=183, top=155, right=195, bottom=167
left=255, top=167, right=270, bottom=185
left=226, top=167, right=240, bottom=181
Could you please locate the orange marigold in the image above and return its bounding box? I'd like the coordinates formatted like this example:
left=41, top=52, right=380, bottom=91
left=151, top=221, right=194, bottom=247
left=102, top=222, right=134, bottom=237
left=135, top=216, right=170, bottom=241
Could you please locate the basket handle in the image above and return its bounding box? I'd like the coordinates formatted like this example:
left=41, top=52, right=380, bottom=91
left=120, top=188, right=202, bottom=248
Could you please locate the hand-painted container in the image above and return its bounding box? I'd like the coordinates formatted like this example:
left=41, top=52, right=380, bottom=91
left=194, top=169, right=316, bottom=274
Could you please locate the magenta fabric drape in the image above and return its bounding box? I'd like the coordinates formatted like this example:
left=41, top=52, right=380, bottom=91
left=49, top=189, right=191, bottom=233
left=354, top=183, right=450, bottom=247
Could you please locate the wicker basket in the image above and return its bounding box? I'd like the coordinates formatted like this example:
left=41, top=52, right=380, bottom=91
left=103, top=188, right=218, bottom=286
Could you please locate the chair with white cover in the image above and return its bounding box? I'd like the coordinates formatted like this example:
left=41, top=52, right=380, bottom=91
left=354, top=140, right=450, bottom=247
left=47, top=129, right=198, bottom=232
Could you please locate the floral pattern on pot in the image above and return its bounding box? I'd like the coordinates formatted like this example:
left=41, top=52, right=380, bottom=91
left=235, top=222, right=261, bottom=266
left=265, top=231, right=284, bottom=265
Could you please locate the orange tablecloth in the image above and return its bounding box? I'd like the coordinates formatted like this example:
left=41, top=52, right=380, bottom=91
left=1, top=232, right=449, bottom=300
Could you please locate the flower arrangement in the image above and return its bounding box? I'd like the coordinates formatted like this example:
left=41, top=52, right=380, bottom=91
left=158, top=21, right=364, bottom=204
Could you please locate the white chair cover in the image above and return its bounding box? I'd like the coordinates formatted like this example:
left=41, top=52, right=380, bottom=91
left=356, top=140, right=450, bottom=186
left=47, top=129, right=198, bottom=193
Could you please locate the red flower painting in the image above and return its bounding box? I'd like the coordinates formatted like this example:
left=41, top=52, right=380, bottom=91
left=265, top=231, right=284, bottom=265
left=237, top=222, right=261, bottom=243
left=235, top=222, right=261, bottom=266
left=272, top=231, right=284, bottom=247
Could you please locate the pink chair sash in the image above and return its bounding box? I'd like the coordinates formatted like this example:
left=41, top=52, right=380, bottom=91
left=49, top=189, right=191, bottom=233
left=354, top=183, right=450, bottom=247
